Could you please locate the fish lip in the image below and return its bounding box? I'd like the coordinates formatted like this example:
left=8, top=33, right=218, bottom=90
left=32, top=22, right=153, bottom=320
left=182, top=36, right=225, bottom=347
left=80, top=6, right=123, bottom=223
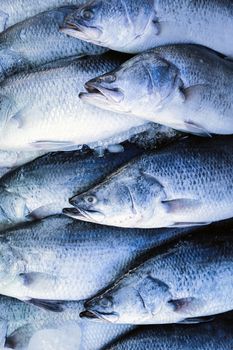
left=80, top=310, right=118, bottom=322
left=63, top=206, right=103, bottom=222
left=79, top=81, right=124, bottom=105
left=61, top=21, right=103, bottom=41
left=63, top=207, right=86, bottom=218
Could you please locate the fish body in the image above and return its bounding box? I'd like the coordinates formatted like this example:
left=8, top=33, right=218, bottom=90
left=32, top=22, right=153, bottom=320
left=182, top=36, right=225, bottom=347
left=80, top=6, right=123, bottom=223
left=0, top=144, right=142, bottom=229
left=0, top=0, right=85, bottom=32
left=0, top=296, right=134, bottom=350
left=81, top=45, right=233, bottom=136
left=82, top=223, right=233, bottom=324
left=0, top=7, right=107, bottom=81
left=0, top=215, right=186, bottom=302
left=0, top=55, right=148, bottom=152
left=63, top=0, right=233, bottom=56
left=68, top=137, right=233, bottom=228
left=104, top=321, right=233, bottom=349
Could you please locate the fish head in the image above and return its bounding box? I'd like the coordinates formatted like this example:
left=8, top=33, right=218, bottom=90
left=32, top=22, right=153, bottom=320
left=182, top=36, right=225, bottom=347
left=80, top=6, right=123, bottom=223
left=81, top=273, right=172, bottom=324
left=65, top=162, right=164, bottom=228
left=80, top=53, right=182, bottom=118
left=61, top=0, right=156, bottom=52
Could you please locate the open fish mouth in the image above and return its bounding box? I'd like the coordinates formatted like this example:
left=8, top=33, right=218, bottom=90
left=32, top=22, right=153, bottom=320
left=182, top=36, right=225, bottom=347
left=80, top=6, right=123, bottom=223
left=60, top=21, right=89, bottom=40
left=79, top=310, right=119, bottom=322
left=79, top=81, right=124, bottom=108
left=63, top=207, right=104, bottom=222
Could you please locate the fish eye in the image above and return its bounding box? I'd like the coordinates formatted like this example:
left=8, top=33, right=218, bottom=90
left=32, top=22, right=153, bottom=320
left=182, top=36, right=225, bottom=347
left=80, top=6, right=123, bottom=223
left=100, top=296, right=113, bottom=308
left=81, top=8, right=95, bottom=20
left=85, top=195, right=97, bottom=204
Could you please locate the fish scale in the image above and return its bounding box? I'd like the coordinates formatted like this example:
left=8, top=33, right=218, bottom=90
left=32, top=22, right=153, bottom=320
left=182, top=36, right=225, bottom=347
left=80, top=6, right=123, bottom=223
left=0, top=215, right=187, bottom=302
left=69, top=137, right=233, bottom=228
left=0, top=55, right=149, bottom=152
left=83, top=223, right=233, bottom=324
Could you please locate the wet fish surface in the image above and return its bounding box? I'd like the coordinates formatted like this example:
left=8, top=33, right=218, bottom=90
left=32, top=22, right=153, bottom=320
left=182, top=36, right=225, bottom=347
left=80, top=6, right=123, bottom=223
left=0, top=144, right=142, bottom=229
left=0, top=0, right=85, bottom=32
left=0, top=7, right=107, bottom=81
left=81, top=222, right=233, bottom=324
left=66, top=137, right=233, bottom=228
left=81, top=45, right=233, bottom=136
left=63, top=0, right=233, bottom=56
left=0, top=54, right=149, bottom=152
left=0, top=215, right=186, bottom=303
left=0, top=296, right=134, bottom=350
left=104, top=320, right=233, bottom=349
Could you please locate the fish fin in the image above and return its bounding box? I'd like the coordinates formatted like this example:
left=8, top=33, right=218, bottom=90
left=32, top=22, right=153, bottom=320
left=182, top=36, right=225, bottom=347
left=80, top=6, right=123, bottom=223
left=19, top=272, right=58, bottom=291
left=168, top=222, right=211, bottom=228
left=162, top=198, right=201, bottom=214
left=25, top=299, right=64, bottom=312
left=168, top=297, right=199, bottom=313
left=179, top=316, right=215, bottom=324
left=184, top=120, right=212, bottom=137
left=6, top=324, right=37, bottom=349
left=30, top=140, right=75, bottom=150
left=26, top=205, right=61, bottom=220
left=0, top=11, right=8, bottom=32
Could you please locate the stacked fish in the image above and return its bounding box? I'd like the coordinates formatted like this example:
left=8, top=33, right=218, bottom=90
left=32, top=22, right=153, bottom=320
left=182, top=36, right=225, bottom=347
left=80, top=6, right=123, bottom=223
left=0, top=0, right=232, bottom=349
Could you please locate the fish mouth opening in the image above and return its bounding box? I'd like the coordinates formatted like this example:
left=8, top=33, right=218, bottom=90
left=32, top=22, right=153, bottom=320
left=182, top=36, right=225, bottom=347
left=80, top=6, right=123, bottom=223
left=80, top=310, right=118, bottom=322
left=79, top=82, right=124, bottom=108
left=61, top=21, right=89, bottom=40
left=63, top=206, right=103, bottom=222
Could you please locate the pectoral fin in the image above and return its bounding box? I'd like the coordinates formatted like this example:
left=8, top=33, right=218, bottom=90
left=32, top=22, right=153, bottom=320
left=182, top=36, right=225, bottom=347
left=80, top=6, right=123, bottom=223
left=162, top=198, right=201, bottom=214
left=179, top=316, right=215, bottom=324
left=168, top=297, right=207, bottom=315
left=19, top=272, right=57, bottom=291
left=30, top=141, right=75, bottom=150
left=25, top=299, right=64, bottom=312
left=184, top=120, right=211, bottom=137
left=26, top=204, right=62, bottom=220
left=6, top=324, right=38, bottom=349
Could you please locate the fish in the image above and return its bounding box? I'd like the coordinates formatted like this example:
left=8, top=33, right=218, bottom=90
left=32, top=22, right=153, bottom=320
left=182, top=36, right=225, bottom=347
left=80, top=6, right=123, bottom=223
left=81, top=222, right=233, bottom=324
left=103, top=320, right=233, bottom=349
left=0, top=296, right=134, bottom=350
left=0, top=7, right=107, bottom=81
left=80, top=45, right=233, bottom=136
left=0, top=0, right=87, bottom=32
left=0, top=54, right=150, bottom=152
left=62, top=0, right=233, bottom=56
left=0, top=215, right=187, bottom=304
left=65, top=136, right=233, bottom=228
left=0, top=144, right=142, bottom=229
left=0, top=150, right=46, bottom=169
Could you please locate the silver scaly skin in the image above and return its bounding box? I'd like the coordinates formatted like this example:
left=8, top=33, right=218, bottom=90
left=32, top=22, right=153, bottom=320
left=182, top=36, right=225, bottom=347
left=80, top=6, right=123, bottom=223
left=82, top=222, right=233, bottom=324
left=67, top=137, right=233, bottom=228
left=0, top=7, right=107, bottom=81
left=0, top=215, right=187, bottom=302
left=0, top=0, right=86, bottom=32
left=0, top=55, right=149, bottom=152
left=0, top=296, right=134, bottom=350
left=104, top=320, right=233, bottom=349
left=62, top=0, right=233, bottom=56
left=0, top=144, right=142, bottom=229
left=80, top=45, right=233, bottom=136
